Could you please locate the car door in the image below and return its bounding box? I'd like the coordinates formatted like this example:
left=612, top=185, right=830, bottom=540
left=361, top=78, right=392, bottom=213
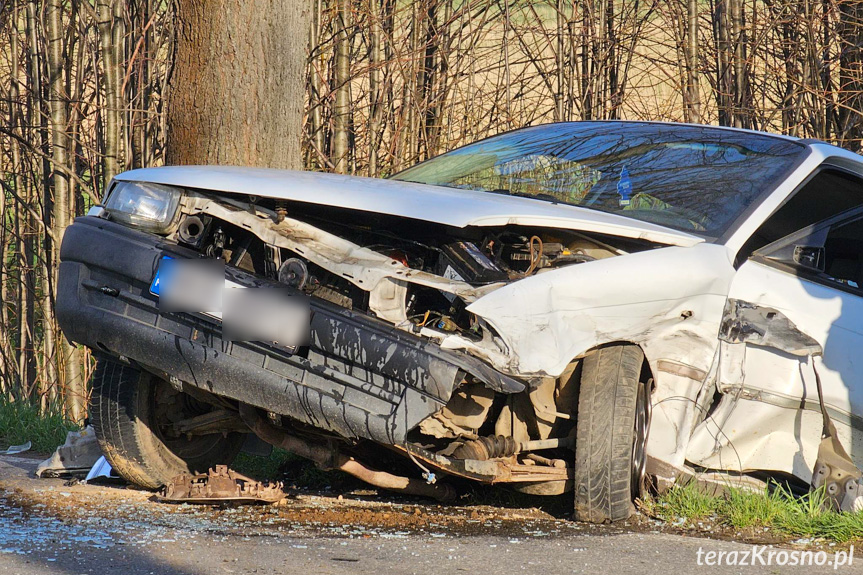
left=687, top=178, right=863, bottom=482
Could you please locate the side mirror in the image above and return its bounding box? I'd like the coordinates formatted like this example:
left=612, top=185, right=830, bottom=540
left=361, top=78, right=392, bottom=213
left=793, top=245, right=826, bottom=272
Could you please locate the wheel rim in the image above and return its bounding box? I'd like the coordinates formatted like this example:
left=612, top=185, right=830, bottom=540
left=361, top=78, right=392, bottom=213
left=631, top=378, right=652, bottom=500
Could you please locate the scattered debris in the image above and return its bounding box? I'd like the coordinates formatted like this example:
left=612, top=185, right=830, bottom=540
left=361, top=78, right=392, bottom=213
left=84, top=456, right=120, bottom=484
left=35, top=426, right=102, bottom=478
left=156, top=465, right=285, bottom=504
left=1, top=442, right=31, bottom=455
left=646, top=455, right=767, bottom=498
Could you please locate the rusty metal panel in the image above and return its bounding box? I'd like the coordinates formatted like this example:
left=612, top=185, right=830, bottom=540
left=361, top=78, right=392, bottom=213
left=157, top=466, right=285, bottom=504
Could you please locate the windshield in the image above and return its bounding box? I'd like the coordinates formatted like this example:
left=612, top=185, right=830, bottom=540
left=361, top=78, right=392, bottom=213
left=391, top=122, right=807, bottom=238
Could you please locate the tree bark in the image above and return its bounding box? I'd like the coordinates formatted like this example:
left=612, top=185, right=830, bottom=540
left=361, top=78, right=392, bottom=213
left=714, top=0, right=732, bottom=126
left=331, top=0, right=351, bottom=173
left=837, top=1, right=863, bottom=150
left=307, top=0, right=325, bottom=169
left=684, top=0, right=700, bottom=122
left=368, top=0, right=383, bottom=176
left=46, top=0, right=84, bottom=420
left=96, top=0, right=123, bottom=182
left=421, top=0, right=438, bottom=158
left=2, top=2, right=23, bottom=397
left=166, top=0, right=310, bottom=169
left=29, top=0, right=54, bottom=404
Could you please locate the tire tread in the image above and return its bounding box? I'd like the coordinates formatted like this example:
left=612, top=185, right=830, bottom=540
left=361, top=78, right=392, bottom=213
left=90, top=359, right=243, bottom=489
left=574, top=345, right=644, bottom=523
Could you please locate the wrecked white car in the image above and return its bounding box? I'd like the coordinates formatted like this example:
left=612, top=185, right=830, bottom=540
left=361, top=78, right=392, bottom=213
left=56, top=121, right=863, bottom=522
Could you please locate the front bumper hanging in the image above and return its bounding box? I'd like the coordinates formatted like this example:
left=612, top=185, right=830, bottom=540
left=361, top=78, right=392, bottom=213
left=56, top=216, right=524, bottom=446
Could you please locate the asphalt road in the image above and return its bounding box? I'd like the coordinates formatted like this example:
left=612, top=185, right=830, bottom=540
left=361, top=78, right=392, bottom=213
left=1, top=454, right=860, bottom=575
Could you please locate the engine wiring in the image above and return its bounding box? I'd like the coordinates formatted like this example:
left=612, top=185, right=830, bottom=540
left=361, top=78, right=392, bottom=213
left=524, top=235, right=543, bottom=276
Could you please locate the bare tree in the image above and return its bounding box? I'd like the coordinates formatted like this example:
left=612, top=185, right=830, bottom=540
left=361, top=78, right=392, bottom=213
left=96, top=0, right=123, bottom=182
left=331, top=0, right=351, bottom=173
left=45, top=0, right=81, bottom=418
left=4, top=0, right=863, bottom=415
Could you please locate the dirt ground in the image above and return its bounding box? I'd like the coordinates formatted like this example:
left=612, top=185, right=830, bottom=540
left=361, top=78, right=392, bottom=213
left=1, top=453, right=861, bottom=575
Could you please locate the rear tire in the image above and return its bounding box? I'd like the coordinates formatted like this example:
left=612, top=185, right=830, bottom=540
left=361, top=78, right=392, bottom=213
left=90, top=359, right=244, bottom=489
left=573, top=344, right=648, bottom=523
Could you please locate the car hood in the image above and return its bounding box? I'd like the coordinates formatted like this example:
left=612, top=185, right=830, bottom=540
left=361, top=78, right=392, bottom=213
left=116, top=166, right=704, bottom=247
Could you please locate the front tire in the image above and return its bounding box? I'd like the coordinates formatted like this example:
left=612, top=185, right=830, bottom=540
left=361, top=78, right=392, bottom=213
left=573, top=344, right=649, bottom=523
left=90, top=359, right=245, bottom=489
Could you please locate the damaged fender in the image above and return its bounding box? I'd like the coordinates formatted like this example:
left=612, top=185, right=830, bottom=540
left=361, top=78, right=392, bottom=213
left=467, top=242, right=737, bottom=467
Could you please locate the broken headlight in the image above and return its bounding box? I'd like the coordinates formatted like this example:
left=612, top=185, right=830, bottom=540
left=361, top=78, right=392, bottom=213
left=104, top=180, right=183, bottom=233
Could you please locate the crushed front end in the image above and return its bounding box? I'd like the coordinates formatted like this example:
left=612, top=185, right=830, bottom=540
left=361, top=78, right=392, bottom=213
left=57, top=171, right=676, bottom=501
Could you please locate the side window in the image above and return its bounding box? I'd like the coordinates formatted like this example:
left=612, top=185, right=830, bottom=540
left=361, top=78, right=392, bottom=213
left=756, top=209, right=863, bottom=293
left=823, top=218, right=863, bottom=290
left=740, top=168, right=863, bottom=259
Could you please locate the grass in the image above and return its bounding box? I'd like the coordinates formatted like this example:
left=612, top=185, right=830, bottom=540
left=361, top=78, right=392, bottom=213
left=641, top=480, right=863, bottom=544
left=232, top=448, right=296, bottom=481
left=0, top=397, right=80, bottom=454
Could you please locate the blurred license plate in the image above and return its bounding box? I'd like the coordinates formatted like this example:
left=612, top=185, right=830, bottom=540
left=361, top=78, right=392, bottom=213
left=150, top=256, right=238, bottom=317
left=150, top=256, right=307, bottom=351
left=149, top=256, right=173, bottom=296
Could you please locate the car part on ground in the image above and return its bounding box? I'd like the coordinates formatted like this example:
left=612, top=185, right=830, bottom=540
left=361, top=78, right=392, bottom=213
left=157, top=465, right=285, bottom=504
left=1, top=442, right=31, bottom=456
left=35, top=426, right=101, bottom=478
left=84, top=456, right=120, bottom=483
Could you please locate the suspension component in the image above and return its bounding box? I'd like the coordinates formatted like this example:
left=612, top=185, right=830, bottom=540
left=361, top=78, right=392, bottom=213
left=452, top=435, right=574, bottom=461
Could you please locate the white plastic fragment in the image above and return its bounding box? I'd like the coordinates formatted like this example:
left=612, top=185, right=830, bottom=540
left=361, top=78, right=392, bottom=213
left=84, top=456, right=115, bottom=482
left=1, top=441, right=31, bottom=455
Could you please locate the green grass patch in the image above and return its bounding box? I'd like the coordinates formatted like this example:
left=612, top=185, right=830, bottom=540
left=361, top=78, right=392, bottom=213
left=0, top=397, right=80, bottom=454
left=232, top=448, right=297, bottom=480
left=644, top=480, right=863, bottom=544
left=650, top=479, right=722, bottom=521
left=232, top=447, right=356, bottom=490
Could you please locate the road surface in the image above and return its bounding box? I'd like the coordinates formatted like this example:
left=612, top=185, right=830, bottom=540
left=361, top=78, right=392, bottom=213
left=0, top=454, right=858, bottom=574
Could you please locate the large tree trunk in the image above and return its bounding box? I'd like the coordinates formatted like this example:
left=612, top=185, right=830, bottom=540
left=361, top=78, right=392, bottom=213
left=166, top=0, right=310, bottom=169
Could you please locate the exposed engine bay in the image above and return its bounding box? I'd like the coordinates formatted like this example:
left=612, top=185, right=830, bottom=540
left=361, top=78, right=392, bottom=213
left=138, top=189, right=661, bottom=490
left=69, top=178, right=676, bottom=497
left=175, top=192, right=643, bottom=346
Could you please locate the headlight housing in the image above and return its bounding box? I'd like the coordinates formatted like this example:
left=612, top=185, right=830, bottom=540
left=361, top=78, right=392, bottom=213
left=103, top=181, right=183, bottom=233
